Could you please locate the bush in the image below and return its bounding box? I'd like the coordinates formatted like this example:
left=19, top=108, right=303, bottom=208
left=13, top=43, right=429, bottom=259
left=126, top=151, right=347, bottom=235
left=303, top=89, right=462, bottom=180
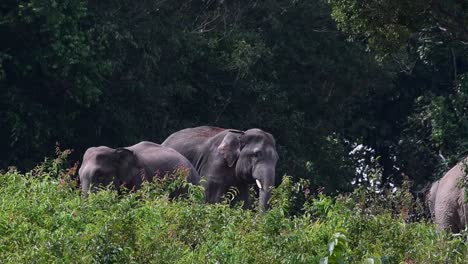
left=0, top=163, right=466, bottom=263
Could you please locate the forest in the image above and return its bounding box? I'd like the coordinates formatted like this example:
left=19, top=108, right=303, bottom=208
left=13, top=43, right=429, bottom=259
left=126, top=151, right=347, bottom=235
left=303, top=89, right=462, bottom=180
left=1, top=0, right=468, bottom=262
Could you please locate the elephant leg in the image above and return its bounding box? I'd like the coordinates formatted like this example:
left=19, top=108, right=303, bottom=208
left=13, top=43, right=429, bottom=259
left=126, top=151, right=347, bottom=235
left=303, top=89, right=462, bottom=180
left=462, top=203, right=468, bottom=230
left=204, top=181, right=224, bottom=204
left=435, top=199, right=460, bottom=232
left=232, top=184, right=250, bottom=209
left=456, top=196, right=468, bottom=232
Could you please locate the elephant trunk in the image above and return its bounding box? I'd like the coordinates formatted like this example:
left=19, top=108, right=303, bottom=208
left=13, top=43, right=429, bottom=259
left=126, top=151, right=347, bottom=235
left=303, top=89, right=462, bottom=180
left=81, top=178, right=90, bottom=198
left=259, top=189, right=272, bottom=211
left=254, top=165, right=275, bottom=211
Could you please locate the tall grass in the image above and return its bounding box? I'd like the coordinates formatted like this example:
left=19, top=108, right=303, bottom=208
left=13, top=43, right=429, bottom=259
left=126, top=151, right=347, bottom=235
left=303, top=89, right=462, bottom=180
left=0, top=158, right=466, bottom=263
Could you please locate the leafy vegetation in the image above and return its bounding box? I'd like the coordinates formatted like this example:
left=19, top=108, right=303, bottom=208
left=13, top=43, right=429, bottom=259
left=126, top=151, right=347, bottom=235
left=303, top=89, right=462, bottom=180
left=329, top=0, right=468, bottom=188
left=0, top=160, right=466, bottom=263
left=3, top=0, right=468, bottom=192
left=0, top=0, right=409, bottom=192
left=2, top=0, right=468, bottom=261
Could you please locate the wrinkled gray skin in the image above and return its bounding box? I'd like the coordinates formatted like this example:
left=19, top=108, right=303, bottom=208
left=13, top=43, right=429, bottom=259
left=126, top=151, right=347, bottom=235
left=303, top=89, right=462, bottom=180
left=428, top=157, right=468, bottom=232
left=162, top=126, right=278, bottom=211
left=427, top=180, right=439, bottom=220
left=79, top=141, right=200, bottom=198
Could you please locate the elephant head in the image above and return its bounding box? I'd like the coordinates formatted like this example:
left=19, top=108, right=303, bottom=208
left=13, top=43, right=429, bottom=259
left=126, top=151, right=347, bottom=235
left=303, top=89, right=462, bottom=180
left=219, top=129, right=278, bottom=211
left=79, top=146, right=145, bottom=198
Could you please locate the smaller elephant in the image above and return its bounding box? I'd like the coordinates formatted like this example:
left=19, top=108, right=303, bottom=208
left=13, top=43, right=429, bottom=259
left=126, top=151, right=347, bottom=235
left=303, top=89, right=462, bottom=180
left=78, top=141, right=200, bottom=197
left=428, top=157, right=468, bottom=232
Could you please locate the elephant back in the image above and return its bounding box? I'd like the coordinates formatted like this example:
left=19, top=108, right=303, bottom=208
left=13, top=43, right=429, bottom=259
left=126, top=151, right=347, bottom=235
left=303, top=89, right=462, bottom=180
left=127, top=141, right=200, bottom=185
left=163, top=126, right=226, bottom=164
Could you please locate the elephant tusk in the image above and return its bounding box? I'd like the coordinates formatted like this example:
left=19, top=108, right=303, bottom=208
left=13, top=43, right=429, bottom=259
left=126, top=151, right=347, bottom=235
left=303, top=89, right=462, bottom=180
left=256, top=179, right=263, bottom=190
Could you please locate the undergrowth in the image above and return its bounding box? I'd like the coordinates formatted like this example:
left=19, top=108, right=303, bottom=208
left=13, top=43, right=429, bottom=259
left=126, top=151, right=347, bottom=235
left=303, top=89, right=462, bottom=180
left=0, top=154, right=466, bottom=263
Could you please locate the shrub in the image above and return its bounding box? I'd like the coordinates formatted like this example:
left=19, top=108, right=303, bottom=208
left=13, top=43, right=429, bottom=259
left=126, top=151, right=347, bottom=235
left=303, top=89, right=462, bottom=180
left=0, top=162, right=466, bottom=263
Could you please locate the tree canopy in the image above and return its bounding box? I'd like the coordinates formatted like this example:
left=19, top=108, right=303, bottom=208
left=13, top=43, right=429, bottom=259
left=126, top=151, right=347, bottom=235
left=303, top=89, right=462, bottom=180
left=1, top=0, right=467, bottom=193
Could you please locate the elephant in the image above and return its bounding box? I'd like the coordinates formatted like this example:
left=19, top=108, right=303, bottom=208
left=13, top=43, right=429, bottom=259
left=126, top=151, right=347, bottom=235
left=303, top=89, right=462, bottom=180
left=427, top=157, right=468, bottom=232
left=78, top=141, right=200, bottom=198
left=162, top=126, right=279, bottom=211
left=427, top=180, right=439, bottom=220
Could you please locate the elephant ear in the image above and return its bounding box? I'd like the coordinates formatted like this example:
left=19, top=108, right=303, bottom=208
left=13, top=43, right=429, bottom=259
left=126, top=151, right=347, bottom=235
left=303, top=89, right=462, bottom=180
left=218, top=131, right=243, bottom=167
left=115, top=148, right=137, bottom=165
left=114, top=148, right=139, bottom=181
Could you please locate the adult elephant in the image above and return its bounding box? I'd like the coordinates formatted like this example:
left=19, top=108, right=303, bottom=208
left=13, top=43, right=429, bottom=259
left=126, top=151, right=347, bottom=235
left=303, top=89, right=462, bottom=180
left=79, top=141, right=200, bottom=198
left=162, top=126, right=279, bottom=211
left=428, top=157, right=468, bottom=232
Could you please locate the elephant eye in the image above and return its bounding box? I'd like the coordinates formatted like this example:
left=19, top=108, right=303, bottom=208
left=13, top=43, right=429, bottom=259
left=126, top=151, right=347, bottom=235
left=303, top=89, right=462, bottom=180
left=253, top=150, right=262, bottom=158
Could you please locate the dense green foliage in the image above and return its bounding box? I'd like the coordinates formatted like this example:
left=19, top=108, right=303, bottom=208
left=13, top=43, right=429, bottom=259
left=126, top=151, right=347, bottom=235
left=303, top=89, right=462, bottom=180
left=2, top=1, right=468, bottom=262
left=2, top=0, right=468, bottom=192
left=1, top=163, right=467, bottom=263
left=328, top=0, right=468, bottom=187
left=0, top=0, right=397, bottom=192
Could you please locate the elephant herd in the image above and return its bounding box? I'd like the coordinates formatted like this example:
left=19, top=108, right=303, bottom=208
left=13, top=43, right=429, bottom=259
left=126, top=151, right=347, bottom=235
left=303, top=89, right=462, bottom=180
left=79, top=126, right=278, bottom=211
left=79, top=125, right=468, bottom=231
